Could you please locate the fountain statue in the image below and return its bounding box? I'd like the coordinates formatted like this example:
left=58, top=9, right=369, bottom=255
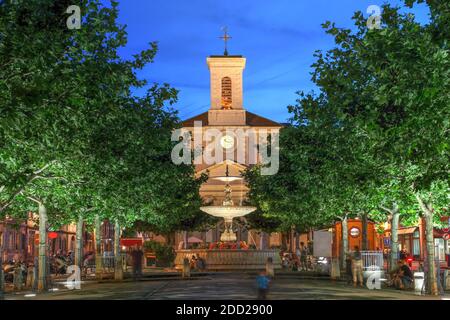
left=174, top=164, right=281, bottom=271
left=199, top=166, right=256, bottom=242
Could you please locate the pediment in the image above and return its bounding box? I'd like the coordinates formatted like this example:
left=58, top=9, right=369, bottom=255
left=195, top=160, right=247, bottom=180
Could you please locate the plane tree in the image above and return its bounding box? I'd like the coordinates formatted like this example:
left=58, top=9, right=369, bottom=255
left=0, top=0, right=204, bottom=290
left=245, top=0, right=449, bottom=294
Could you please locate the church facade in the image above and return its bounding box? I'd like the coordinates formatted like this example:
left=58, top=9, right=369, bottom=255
left=175, top=51, right=284, bottom=248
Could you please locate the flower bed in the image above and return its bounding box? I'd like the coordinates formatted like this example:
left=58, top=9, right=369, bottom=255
left=208, top=241, right=249, bottom=250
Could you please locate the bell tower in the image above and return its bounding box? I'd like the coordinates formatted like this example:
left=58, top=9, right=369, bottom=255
left=207, top=28, right=246, bottom=126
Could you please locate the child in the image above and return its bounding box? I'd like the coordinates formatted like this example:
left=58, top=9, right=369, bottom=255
left=256, top=270, right=270, bottom=300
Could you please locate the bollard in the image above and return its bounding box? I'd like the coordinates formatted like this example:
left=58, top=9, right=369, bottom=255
left=32, top=257, right=38, bottom=292
left=414, top=272, right=425, bottom=293
left=13, top=266, right=23, bottom=291
left=444, top=269, right=450, bottom=291
left=0, top=264, right=4, bottom=300
left=114, top=255, right=124, bottom=281
left=266, top=257, right=274, bottom=278
left=26, top=265, right=34, bottom=288
left=95, top=255, right=103, bottom=280
left=330, top=257, right=340, bottom=281
left=182, top=258, right=191, bottom=279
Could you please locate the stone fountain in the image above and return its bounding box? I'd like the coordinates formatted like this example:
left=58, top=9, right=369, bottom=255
left=174, top=165, right=281, bottom=271
left=199, top=166, right=256, bottom=242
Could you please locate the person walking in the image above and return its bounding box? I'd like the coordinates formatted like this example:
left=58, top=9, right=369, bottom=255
left=345, top=253, right=353, bottom=285
left=300, top=242, right=308, bottom=271
left=131, top=245, right=143, bottom=281
left=256, top=270, right=270, bottom=300
left=296, top=246, right=301, bottom=270
left=352, top=246, right=364, bottom=287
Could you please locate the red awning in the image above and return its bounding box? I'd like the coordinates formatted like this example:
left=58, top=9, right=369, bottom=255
left=188, top=236, right=203, bottom=243
left=434, top=229, right=447, bottom=238
left=120, top=238, right=143, bottom=246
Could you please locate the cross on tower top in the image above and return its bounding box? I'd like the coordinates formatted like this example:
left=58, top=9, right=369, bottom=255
left=219, top=27, right=232, bottom=56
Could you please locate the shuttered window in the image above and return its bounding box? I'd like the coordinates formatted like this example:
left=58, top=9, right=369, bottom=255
left=221, top=77, right=232, bottom=109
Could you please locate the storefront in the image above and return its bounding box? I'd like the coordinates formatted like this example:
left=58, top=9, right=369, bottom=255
left=433, top=229, right=449, bottom=262
left=396, top=227, right=421, bottom=259
left=384, top=224, right=449, bottom=263
left=332, top=218, right=382, bottom=258
left=0, top=215, right=36, bottom=263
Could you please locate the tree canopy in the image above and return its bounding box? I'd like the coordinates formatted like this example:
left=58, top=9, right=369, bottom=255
left=245, top=0, right=449, bottom=232
left=0, top=0, right=205, bottom=231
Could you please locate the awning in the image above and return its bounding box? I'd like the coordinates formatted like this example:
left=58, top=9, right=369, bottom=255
left=120, top=238, right=143, bottom=246
left=434, top=229, right=448, bottom=238
left=188, top=236, right=203, bottom=243
left=397, top=227, right=418, bottom=235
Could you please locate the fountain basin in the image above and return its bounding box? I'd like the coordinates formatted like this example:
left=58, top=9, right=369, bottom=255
left=200, top=206, right=256, bottom=218
left=174, top=249, right=281, bottom=271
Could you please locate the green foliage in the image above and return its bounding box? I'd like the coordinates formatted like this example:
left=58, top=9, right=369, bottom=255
left=143, top=240, right=175, bottom=265
left=245, top=0, right=449, bottom=231
left=0, top=0, right=205, bottom=231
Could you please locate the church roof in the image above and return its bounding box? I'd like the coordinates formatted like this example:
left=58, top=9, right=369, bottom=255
left=182, top=111, right=282, bottom=127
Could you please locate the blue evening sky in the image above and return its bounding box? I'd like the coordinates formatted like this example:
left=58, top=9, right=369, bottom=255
left=114, top=0, right=430, bottom=123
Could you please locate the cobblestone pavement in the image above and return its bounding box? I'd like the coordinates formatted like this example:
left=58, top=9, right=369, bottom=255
left=5, top=274, right=444, bottom=300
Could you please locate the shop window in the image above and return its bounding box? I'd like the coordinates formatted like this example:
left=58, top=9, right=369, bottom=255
left=413, top=239, right=420, bottom=256
left=435, top=238, right=445, bottom=261
left=21, top=233, right=26, bottom=251
left=15, top=232, right=20, bottom=250
left=413, top=230, right=420, bottom=257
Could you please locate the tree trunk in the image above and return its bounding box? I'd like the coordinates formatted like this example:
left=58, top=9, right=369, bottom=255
left=114, top=220, right=123, bottom=281
left=94, top=215, right=102, bottom=280
left=424, top=210, right=439, bottom=295
left=281, top=232, right=288, bottom=251
left=259, top=232, right=264, bottom=250
left=416, top=195, right=438, bottom=295
left=75, top=215, right=83, bottom=271
left=0, top=233, right=4, bottom=299
left=183, top=231, right=188, bottom=249
left=389, top=206, right=400, bottom=272
left=294, top=231, right=300, bottom=252
left=38, top=203, right=48, bottom=292
left=361, top=213, right=368, bottom=250
left=330, top=227, right=340, bottom=280
left=341, top=215, right=349, bottom=270
left=166, top=232, right=175, bottom=247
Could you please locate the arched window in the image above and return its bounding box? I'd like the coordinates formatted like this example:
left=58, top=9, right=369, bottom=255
left=221, top=77, right=232, bottom=109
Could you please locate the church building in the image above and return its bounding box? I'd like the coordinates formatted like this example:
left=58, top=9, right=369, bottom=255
left=176, top=37, right=284, bottom=248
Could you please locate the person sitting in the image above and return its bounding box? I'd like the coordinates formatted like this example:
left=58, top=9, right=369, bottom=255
left=190, top=255, right=197, bottom=270
left=292, top=259, right=299, bottom=271
left=392, top=259, right=414, bottom=290
left=196, top=256, right=206, bottom=271
left=281, top=254, right=290, bottom=269
left=399, top=249, right=408, bottom=260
